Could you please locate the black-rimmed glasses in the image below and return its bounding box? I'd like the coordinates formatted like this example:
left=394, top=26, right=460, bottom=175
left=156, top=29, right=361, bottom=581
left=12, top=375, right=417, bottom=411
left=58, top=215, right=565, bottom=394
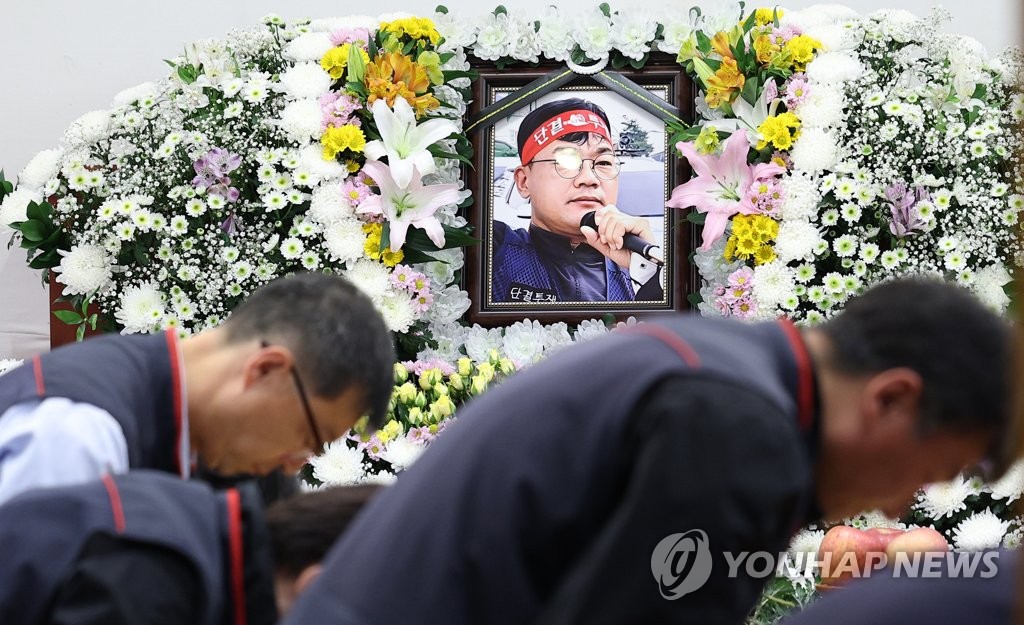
left=528, top=147, right=622, bottom=181
left=261, top=340, right=325, bottom=452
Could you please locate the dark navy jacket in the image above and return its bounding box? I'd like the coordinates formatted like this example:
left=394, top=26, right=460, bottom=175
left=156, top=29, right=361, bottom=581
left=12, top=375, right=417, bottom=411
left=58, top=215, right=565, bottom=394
left=492, top=221, right=635, bottom=302
left=285, top=315, right=821, bottom=625
left=0, top=471, right=275, bottom=625
left=0, top=329, right=186, bottom=475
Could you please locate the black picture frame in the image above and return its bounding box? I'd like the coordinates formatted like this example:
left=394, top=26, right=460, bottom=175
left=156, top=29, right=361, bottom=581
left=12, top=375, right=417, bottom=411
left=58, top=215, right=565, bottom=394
left=462, top=53, right=698, bottom=326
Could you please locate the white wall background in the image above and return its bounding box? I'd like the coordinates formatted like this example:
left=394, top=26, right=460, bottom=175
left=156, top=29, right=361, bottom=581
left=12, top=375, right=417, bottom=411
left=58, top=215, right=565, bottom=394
left=0, top=0, right=1019, bottom=357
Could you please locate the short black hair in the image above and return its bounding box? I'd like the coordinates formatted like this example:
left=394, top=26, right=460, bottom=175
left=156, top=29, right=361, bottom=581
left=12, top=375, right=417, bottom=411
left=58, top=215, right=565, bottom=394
left=265, top=484, right=382, bottom=577
left=818, top=277, right=1012, bottom=472
left=222, top=272, right=395, bottom=429
left=516, top=98, right=612, bottom=161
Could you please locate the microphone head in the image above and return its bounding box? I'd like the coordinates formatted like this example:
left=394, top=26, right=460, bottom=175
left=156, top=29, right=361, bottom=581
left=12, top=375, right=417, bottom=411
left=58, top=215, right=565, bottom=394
left=579, top=211, right=598, bottom=230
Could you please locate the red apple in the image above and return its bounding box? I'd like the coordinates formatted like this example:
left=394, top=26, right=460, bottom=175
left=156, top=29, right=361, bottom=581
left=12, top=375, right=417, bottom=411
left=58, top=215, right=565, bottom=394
left=884, top=527, right=949, bottom=561
left=865, top=527, right=904, bottom=552
left=817, top=526, right=887, bottom=587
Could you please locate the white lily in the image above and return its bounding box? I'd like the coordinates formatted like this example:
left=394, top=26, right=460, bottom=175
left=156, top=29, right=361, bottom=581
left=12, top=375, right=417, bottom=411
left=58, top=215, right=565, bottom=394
left=357, top=160, right=460, bottom=251
left=363, top=97, right=459, bottom=189
left=705, top=79, right=782, bottom=148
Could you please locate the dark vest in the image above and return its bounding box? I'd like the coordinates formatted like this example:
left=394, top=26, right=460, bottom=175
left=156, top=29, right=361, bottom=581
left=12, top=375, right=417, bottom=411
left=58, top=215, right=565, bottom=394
left=286, top=314, right=819, bottom=625
left=0, top=472, right=274, bottom=625
left=492, top=221, right=634, bottom=302
left=0, top=329, right=184, bottom=474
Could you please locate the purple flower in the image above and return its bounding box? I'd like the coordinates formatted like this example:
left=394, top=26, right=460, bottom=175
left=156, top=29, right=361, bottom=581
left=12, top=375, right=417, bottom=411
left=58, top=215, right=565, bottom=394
left=328, top=28, right=370, bottom=46
left=763, top=80, right=779, bottom=104
left=320, top=92, right=363, bottom=130
left=220, top=212, right=241, bottom=237
left=885, top=182, right=929, bottom=237
left=192, top=147, right=242, bottom=203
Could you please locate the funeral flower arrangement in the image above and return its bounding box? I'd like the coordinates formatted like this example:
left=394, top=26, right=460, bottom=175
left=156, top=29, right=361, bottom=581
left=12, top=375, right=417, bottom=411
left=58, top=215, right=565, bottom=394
left=668, top=6, right=1022, bottom=322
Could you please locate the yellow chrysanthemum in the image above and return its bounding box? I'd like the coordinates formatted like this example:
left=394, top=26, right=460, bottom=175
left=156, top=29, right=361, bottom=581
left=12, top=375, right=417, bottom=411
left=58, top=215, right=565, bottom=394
left=756, top=112, right=801, bottom=151
left=755, top=7, right=784, bottom=26
left=320, top=44, right=371, bottom=80
left=735, top=236, right=760, bottom=257
left=724, top=236, right=738, bottom=261
left=380, top=248, right=405, bottom=267
left=381, top=17, right=441, bottom=45
left=785, top=34, right=821, bottom=71
left=344, top=159, right=361, bottom=173
left=321, top=124, right=367, bottom=161
left=754, top=245, right=777, bottom=265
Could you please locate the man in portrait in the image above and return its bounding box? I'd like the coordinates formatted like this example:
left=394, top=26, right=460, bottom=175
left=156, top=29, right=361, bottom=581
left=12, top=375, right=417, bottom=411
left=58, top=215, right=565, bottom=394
left=491, top=98, right=664, bottom=304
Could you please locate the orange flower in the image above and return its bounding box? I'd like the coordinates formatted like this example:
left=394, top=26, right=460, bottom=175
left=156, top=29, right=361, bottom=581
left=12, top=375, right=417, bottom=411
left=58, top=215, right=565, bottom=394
left=711, top=31, right=735, bottom=61
left=705, top=57, right=745, bottom=109
left=364, top=52, right=440, bottom=116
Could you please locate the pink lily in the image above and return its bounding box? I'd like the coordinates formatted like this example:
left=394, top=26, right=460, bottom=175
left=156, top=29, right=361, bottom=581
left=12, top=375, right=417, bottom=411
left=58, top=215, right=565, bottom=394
left=357, top=160, right=460, bottom=251
left=666, top=131, right=785, bottom=250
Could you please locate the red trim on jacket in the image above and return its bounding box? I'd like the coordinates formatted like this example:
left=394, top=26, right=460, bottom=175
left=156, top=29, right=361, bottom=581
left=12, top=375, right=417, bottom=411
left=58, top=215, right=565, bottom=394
left=624, top=324, right=702, bottom=368
left=225, top=489, right=247, bottom=625
left=164, top=329, right=185, bottom=476
left=101, top=474, right=127, bottom=533
left=32, top=356, right=45, bottom=395
left=777, top=318, right=815, bottom=433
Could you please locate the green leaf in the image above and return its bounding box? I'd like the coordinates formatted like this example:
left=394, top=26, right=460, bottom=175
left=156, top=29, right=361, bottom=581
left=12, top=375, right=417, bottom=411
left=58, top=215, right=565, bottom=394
left=686, top=211, right=706, bottom=225
left=740, top=77, right=759, bottom=106
left=28, top=250, right=61, bottom=270
left=401, top=249, right=441, bottom=264
left=15, top=219, right=49, bottom=242
left=441, top=69, right=477, bottom=81
left=53, top=310, right=84, bottom=325
left=25, top=200, right=53, bottom=222
left=347, top=42, right=367, bottom=83
left=76, top=324, right=86, bottom=342
left=435, top=4, right=448, bottom=14
left=427, top=145, right=472, bottom=166
left=695, top=30, right=712, bottom=55
left=87, top=314, right=99, bottom=330
left=493, top=5, right=507, bottom=16
left=177, top=64, right=198, bottom=84
left=687, top=293, right=704, bottom=307
left=598, top=2, right=611, bottom=17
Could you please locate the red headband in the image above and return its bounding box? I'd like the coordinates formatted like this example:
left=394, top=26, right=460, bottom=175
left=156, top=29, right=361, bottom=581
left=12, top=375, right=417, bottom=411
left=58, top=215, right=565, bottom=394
left=519, top=109, right=612, bottom=166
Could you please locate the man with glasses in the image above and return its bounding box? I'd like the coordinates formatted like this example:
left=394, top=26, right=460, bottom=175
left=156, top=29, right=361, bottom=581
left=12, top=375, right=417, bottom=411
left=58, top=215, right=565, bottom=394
left=0, top=272, right=395, bottom=504
left=491, top=98, right=664, bottom=303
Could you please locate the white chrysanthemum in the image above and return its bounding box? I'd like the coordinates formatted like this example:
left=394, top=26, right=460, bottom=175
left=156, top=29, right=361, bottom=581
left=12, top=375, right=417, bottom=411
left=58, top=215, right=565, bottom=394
left=953, top=510, right=1009, bottom=552
left=611, top=11, right=658, bottom=61
left=780, top=174, right=821, bottom=221
left=280, top=62, right=333, bottom=100
left=19, top=149, right=64, bottom=190
left=973, top=264, right=1012, bottom=312
left=473, top=12, right=514, bottom=61
left=379, top=436, right=427, bottom=472
left=573, top=8, right=615, bottom=60
left=0, top=359, right=23, bottom=376
left=63, top=110, right=111, bottom=147
left=323, top=219, right=365, bottom=263
left=502, top=319, right=547, bottom=366
left=658, top=13, right=695, bottom=54
left=788, top=529, right=825, bottom=560
left=806, top=23, right=856, bottom=52
left=55, top=244, right=113, bottom=296
left=309, top=439, right=366, bottom=486
left=380, top=291, right=417, bottom=333
left=308, top=181, right=356, bottom=225
left=0, top=188, right=41, bottom=228
left=280, top=99, right=324, bottom=142
left=915, top=475, right=971, bottom=519
left=297, top=145, right=346, bottom=184
left=536, top=8, right=574, bottom=61
left=790, top=128, right=839, bottom=173
left=363, top=470, right=399, bottom=486
left=795, top=84, right=844, bottom=129
left=463, top=324, right=504, bottom=363
left=805, top=52, right=863, bottom=85
left=1003, top=528, right=1024, bottom=550
left=988, top=460, right=1024, bottom=503
left=775, top=221, right=822, bottom=263
left=860, top=510, right=903, bottom=530
left=283, top=32, right=334, bottom=62
left=573, top=319, right=609, bottom=343
left=345, top=259, right=391, bottom=302
left=113, top=81, right=158, bottom=106
left=434, top=11, right=479, bottom=52
left=428, top=285, right=471, bottom=326
left=115, top=283, right=165, bottom=334
left=752, top=261, right=797, bottom=312
left=309, top=16, right=376, bottom=32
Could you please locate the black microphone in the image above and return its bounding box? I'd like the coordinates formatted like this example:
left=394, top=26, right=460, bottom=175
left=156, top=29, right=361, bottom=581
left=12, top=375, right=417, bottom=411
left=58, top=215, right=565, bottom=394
left=580, top=210, right=664, bottom=266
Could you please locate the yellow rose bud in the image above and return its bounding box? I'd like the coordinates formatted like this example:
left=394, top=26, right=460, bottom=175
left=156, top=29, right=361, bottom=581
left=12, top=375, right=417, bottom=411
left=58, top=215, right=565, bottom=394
left=418, top=372, right=434, bottom=391
left=407, top=406, right=423, bottom=424
left=397, top=382, right=417, bottom=404
left=476, top=362, right=495, bottom=382
left=432, top=395, right=456, bottom=418
left=433, top=382, right=449, bottom=397
left=457, top=357, right=473, bottom=377
left=498, top=358, right=516, bottom=375
left=414, top=391, right=428, bottom=408
left=394, top=362, right=409, bottom=384
left=470, top=375, right=488, bottom=396
left=448, top=373, right=465, bottom=392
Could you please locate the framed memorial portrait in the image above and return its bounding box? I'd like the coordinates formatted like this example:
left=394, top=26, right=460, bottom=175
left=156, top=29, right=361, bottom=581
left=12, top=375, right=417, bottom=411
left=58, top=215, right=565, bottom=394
left=463, top=55, right=698, bottom=326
